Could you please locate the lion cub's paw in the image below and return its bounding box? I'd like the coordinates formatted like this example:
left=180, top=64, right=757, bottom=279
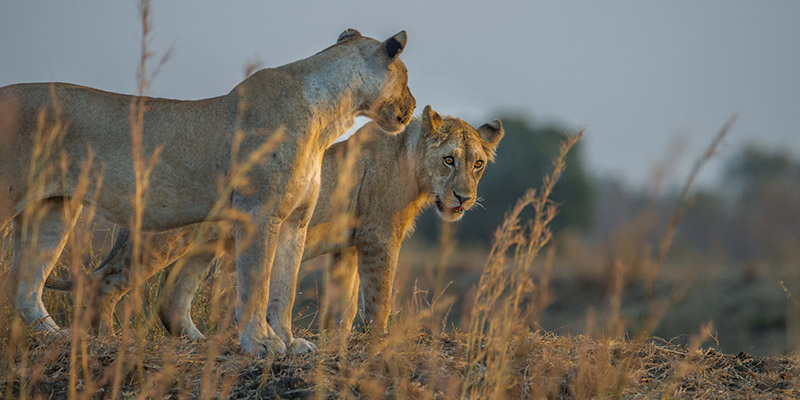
left=240, top=332, right=287, bottom=358
left=45, top=327, right=72, bottom=339
left=289, top=338, right=318, bottom=355
left=175, top=318, right=206, bottom=341
left=182, top=327, right=206, bottom=341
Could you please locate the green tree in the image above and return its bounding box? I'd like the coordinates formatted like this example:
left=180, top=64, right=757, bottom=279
left=725, top=144, right=798, bottom=193
left=725, top=145, right=800, bottom=351
left=722, top=144, right=800, bottom=260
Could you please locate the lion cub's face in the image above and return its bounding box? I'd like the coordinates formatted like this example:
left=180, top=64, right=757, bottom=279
left=420, top=106, right=504, bottom=222
left=336, top=29, right=416, bottom=135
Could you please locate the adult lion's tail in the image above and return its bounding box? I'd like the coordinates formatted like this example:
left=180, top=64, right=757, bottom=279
left=44, top=228, right=131, bottom=291
left=44, top=276, right=74, bottom=291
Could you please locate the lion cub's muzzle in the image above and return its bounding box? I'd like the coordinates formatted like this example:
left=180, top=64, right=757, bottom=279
left=452, top=190, right=475, bottom=215
left=435, top=189, right=474, bottom=222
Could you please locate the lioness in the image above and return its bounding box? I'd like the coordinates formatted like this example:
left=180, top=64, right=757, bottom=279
left=0, top=29, right=415, bottom=356
left=48, top=105, right=503, bottom=339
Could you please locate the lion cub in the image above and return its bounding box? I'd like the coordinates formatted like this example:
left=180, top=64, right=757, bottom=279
left=1, top=29, right=415, bottom=356
left=49, top=106, right=503, bottom=338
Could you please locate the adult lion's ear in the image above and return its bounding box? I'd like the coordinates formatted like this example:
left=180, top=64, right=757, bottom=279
left=477, top=119, right=504, bottom=161
left=422, top=105, right=444, bottom=137
left=381, top=31, right=407, bottom=60
left=338, top=29, right=362, bottom=43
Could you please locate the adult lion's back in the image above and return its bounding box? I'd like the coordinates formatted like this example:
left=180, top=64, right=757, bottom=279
left=0, top=82, right=237, bottom=230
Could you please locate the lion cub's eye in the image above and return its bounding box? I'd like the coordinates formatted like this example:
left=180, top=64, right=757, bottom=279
left=474, top=160, right=484, bottom=169
left=443, top=156, right=455, bottom=166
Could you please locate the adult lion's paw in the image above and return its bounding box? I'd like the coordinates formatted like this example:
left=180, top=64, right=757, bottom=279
left=239, top=329, right=287, bottom=357
left=289, top=338, right=318, bottom=355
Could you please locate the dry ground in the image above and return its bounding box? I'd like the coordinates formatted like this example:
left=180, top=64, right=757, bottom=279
left=1, top=324, right=797, bottom=399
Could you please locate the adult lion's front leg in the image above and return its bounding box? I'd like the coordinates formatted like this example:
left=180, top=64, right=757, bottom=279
left=266, top=170, right=321, bottom=355
left=233, top=204, right=288, bottom=357
left=232, top=155, right=321, bottom=356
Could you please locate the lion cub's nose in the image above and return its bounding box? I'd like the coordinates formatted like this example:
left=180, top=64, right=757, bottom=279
left=453, top=190, right=471, bottom=205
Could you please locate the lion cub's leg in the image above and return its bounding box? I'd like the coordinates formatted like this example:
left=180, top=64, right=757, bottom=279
left=89, top=232, right=135, bottom=334
left=4, top=198, right=77, bottom=333
left=156, top=253, right=215, bottom=340
left=356, top=239, right=401, bottom=336
left=90, top=228, right=196, bottom=334
left=320, top=248, right=360, bottom=333
left=346, top=271, right=361, bottom=330
left=266, top=198, right=319, bottom=355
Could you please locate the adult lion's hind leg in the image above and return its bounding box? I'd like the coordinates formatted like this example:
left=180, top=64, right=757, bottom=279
left=3, top=198, right=79, bottom=333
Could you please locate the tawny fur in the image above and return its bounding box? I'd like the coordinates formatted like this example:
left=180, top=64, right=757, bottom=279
left=47, top=106, right=503, bottom=339
left=0, top=29, right=416, bottom=356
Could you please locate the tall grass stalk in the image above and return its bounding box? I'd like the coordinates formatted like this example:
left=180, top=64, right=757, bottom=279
left=4, top=1, right=795, bottom=395
left=462, top=129, right=583, bottom=399
left=639, top=115, right=735, bottom=336
left=110, top=1, right=167, bottom=398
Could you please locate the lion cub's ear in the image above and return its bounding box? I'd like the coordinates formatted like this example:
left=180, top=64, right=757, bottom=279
left=338, top=29, right=362, bottom=43
left=422, top=105, right=445, bottom=137
left=381, top=31, right=407, bottom=60
left=477, top=120, right=504, bottom=162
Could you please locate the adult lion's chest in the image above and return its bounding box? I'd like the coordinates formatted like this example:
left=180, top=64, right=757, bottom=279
left=286, top=155, right=323, bottom=216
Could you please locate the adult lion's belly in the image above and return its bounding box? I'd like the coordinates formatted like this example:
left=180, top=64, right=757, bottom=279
left=134, top=164, right=220, bottom=230
left=302, top=221, right=353, bottom=263
left=303, top=222, right=333, bottom=262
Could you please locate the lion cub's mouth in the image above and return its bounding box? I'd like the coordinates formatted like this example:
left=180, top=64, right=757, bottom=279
left=435, top=196, right=464, bottom=216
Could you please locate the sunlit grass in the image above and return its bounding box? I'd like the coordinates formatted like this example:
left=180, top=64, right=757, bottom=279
left=1, top=2, right=799, bottom=399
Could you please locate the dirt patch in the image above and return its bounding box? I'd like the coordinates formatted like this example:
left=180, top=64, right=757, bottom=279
left=2, top=328, right=797, bottom=399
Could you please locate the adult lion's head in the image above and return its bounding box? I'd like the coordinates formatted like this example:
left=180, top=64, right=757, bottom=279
left=335, top=29, right=416, bottom=134
left=419, top=105, right=504, bottom=222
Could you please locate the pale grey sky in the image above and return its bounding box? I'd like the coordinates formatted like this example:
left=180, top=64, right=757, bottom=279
left=2, top=1, right=798, bottom=187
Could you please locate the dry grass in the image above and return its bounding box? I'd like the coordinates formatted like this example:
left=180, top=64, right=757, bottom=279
left=1, top=328, right=797, bottom=399
left=2, top=2, right=799, bottom=399
left=3, top=114, right=797, bottom=398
